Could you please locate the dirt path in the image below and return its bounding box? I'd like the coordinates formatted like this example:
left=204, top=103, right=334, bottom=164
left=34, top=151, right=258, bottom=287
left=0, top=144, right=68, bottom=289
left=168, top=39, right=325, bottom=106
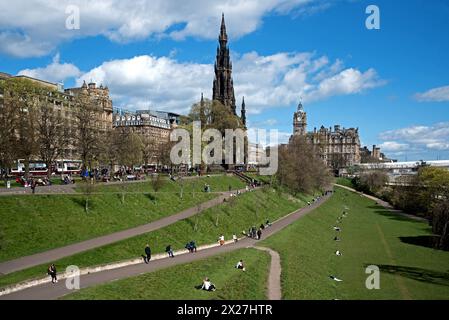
left=0, top=193, right=332, bottom=300
left=254, top=247, right=282, bottom=300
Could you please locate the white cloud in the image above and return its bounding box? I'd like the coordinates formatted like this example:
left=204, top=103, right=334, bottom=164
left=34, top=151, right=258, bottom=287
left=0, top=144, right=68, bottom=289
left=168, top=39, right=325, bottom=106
left=378, top=141, right=410, bottom=152
left=18, top=53, right=81, bottom=83
left=379, top=122, right=449, bottom=155
left=0, top=0, right=318, bottom=58
left=75, top=51, right=384, bottom=115
left=415, top=85, right=449, bottom=102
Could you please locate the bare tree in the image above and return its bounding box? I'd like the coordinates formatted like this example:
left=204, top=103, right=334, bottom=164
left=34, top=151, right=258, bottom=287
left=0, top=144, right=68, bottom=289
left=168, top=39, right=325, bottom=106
left=72, top=94, right=103, bottom=170
left=112, top=128, right=143, bottom=203
left=277, top=135, right=332, bottom=194
left=36, top=100, right=69, bottom=179
left=0, top=80, right=19, bottom=183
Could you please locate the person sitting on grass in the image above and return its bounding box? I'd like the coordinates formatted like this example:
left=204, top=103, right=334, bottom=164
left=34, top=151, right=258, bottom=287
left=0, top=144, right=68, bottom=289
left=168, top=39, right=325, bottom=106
left=201, top=277, right=216, bottom=291
left=235, top=260, right=246, bottom=271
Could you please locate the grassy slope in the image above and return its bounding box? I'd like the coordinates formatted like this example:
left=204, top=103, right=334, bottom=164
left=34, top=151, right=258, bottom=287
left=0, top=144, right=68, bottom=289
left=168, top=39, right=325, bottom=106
left=63, top=248, right=270, bottom=300
left=262, top=187, right=449, bottom=300
left=335, top=177, right=355, bottom=189
left=0, top=188, right=313, bottom=288
left=0, top=175, right=244, bottom=262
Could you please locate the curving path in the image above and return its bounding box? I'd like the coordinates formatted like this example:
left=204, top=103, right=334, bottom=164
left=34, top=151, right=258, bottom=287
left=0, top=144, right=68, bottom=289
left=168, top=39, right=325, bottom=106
left=254, top=247, right=282, bottom=300
left=0, top=189, right=246, bottom=275
left=0, top=192, right=332, bottom=300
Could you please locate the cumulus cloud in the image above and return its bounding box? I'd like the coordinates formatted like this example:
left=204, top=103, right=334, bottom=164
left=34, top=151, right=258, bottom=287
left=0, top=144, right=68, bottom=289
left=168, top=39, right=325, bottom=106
left=415, top=85, right=449, bottom=102
left=74, top=51, right=384, bottom=115
left=18, top=53, right=81, bottom=83
left=379, top=122, right=449, bottom=156
left=0, top=0, right=319, bottom=58
left=378, top=141, right=410, bottom=152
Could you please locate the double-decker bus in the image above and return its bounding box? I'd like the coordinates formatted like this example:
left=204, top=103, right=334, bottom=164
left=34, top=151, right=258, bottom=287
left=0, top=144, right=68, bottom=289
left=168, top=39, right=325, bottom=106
left=11, top=160, right=48, bottom=176
left=54, top=160, right=82, bottom=175
left=10, top=159, right=82, bottom=176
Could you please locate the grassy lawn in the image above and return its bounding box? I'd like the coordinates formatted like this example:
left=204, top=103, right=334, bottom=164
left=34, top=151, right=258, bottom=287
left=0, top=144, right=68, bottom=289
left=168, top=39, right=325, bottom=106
left=89, top=175, right=245, bottom=194
left=0, top=187, right=313, bottom=289
left=0, top=175, right=244, bottom=262
left=261, top=187, right=449, bottom=300
left=335, top=177, right=355, bottom=189
left=62, top=248, right=270, bottom=300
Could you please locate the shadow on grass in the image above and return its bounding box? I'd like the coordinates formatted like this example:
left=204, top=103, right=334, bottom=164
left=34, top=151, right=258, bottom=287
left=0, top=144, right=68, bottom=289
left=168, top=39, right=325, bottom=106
left=145, top=193, right=156, bottom=203
left=368, top=206, right=424, bottom=224
left=399, top=235, right=441, bottom=250
left=371, top=264, right=449, bottom=287
left=70, top=196, right=96, bottom=211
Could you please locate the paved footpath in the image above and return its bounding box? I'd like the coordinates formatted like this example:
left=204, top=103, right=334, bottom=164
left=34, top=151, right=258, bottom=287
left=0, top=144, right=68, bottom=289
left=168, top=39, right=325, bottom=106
left=0, top=193, right=331, bottom=300
left=0, top=190, right=245, bottom=275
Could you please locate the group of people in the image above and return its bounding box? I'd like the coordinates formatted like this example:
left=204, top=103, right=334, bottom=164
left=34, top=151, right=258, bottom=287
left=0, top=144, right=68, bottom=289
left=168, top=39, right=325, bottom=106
left=244, top=220, right=270, bottom=240
left=142, top=244, right=177, bottom=263
left=62, top=174, right=75, bottom=185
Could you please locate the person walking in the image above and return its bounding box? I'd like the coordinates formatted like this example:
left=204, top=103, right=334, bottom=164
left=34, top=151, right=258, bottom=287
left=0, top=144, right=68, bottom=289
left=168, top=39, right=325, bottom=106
left=31, top=179, right=36, bottom=194
left=165, top=245, right=174, bottom=258
left=257, top=228, right=262, bottom=240
left=219, top=234, right=225, bottom=246
left=144, top=244, right=151, bottom=263
left=48, top=264, right=57, bottom=284
left=232, top=234, right=238, bottom=243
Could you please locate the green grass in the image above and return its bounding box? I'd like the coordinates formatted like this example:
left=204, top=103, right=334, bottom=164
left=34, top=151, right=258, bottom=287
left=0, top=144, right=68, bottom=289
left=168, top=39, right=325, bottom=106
left=0, top=175, right=244, bottom=262
left=245, top=173, right=272, bottom=185
left=335, top=177, right=355, bottom=189
left=0, top=187, right=313, bottom=289
left=62, top=248, right=270, bottom=300
left=89, top=175, right=245, bottom=194
left=261, top=187, right=449, bottom=300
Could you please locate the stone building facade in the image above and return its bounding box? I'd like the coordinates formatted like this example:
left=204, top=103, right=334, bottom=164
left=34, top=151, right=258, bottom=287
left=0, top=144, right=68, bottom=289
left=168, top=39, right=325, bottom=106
left=291, top=101, right=361, bottom=169
left=0, top=73, right=113, bottom=160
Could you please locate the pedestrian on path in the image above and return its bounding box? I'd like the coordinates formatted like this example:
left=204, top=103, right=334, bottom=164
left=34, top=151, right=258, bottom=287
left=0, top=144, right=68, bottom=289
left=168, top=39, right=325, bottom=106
left=257, top=228, right=262, bottom=240
left=143, top=244, right=151, bottom=263
left=232, top=234, right=238, bottom=243
left=219, top=234, right=225, bottom=246
left=47, top=264, right=57, bottom=284
left=165, top=245, right=174, bottom=258
left=31, top=180, right=36, bottom=194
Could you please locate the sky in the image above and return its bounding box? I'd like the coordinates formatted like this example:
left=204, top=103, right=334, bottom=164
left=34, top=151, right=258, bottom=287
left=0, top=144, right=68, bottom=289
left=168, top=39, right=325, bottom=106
left=0, top=0, right=448, bottom=161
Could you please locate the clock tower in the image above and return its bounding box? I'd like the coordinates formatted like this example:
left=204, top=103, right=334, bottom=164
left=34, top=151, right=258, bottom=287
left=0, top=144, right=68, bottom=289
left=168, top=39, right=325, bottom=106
left=293, top=100, right=307, bottom=136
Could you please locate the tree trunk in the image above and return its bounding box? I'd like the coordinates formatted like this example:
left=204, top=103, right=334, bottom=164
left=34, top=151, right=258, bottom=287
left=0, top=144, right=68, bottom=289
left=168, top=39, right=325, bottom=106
left=47, top=160, right=52, bottom=179
left=24, top=158, right=30, bottom=179
left=439, top=220, right=448, bottom=250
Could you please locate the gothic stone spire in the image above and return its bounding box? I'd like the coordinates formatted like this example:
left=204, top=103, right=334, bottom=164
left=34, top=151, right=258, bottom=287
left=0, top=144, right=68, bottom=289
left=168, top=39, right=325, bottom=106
left=213, top=13, right=237, bottom=115
left=241, top=96, right=246, bottom=127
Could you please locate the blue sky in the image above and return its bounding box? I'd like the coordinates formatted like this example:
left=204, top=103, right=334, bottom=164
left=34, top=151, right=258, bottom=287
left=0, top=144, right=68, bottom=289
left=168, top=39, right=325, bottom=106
left=1, top=0, right=448, bottom=161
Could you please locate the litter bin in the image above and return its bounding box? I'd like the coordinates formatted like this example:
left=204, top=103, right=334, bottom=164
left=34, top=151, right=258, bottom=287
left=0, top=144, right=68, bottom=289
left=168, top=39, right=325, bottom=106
left=6, top=181, right=11, bottom=189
